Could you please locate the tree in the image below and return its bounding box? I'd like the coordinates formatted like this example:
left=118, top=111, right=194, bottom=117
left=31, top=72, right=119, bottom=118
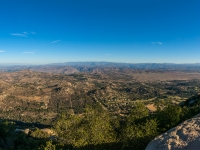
left=40, top=140, right=56, bottom=150
left=127, top=103, right=149, bottom=124
left=157, top=104, right=182, bottom=130
left=53, top=112, right=82, bottom=146
left=53, top=104, right=116, bottom=148
left=121, top=103, right=158, bottom=149
left=82, top=104, right=116, bottom=146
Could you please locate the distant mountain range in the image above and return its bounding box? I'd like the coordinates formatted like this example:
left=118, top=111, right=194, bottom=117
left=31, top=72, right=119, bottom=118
left=1, top=62, right=200, bottom=73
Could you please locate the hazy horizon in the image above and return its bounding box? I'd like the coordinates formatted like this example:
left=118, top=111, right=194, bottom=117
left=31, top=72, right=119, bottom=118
left=1, top=61, right=200, bottom=66
left=0, top=0, right=200, bottom=64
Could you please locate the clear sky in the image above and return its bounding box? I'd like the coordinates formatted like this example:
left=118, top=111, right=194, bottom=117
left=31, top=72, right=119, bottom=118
left=0, top=0, right=200, bottom=64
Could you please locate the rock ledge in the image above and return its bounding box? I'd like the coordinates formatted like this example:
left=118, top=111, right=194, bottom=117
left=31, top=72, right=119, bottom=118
left=146, top=114, right=200, bottom=150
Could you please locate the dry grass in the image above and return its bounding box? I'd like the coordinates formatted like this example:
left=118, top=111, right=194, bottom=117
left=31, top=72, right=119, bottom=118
left=16, top=95, right=49, bottom=102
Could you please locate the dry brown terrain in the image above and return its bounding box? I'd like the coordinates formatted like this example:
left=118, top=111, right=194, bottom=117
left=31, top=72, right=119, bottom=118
left=131, top=72, right=200, bottom=81
left=0, top=68, right=200, bottom=124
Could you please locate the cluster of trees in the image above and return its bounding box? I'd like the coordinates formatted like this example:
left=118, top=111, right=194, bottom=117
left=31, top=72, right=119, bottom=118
left=0, top=97, right=200, bottom=150
left=0, top=121, right=46, bottom=149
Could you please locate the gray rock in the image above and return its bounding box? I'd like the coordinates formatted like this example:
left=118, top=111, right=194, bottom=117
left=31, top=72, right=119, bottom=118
left=146, top=114, right=200, bottom=150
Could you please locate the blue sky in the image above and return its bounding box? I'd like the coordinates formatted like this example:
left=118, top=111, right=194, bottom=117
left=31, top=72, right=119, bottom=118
left=0, top=0, right=200, bottom=64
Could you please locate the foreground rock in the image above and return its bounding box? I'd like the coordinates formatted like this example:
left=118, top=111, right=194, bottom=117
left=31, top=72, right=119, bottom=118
left=146, top=114, right=200, bottom=150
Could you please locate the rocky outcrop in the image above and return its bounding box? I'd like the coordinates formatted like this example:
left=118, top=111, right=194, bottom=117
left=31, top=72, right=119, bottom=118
left=14, top=128, right=30, bottom=135
left=146, top=114, right=200, bottom=150
left=40, top=128, right=57, bottom=136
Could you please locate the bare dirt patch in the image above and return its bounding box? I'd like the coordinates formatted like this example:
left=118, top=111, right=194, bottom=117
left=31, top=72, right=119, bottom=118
left=146, top=104, right=157, bottom=112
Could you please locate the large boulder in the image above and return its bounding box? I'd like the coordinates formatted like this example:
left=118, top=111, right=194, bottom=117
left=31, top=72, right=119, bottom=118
left=146, top=114, right=200, bottom=150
